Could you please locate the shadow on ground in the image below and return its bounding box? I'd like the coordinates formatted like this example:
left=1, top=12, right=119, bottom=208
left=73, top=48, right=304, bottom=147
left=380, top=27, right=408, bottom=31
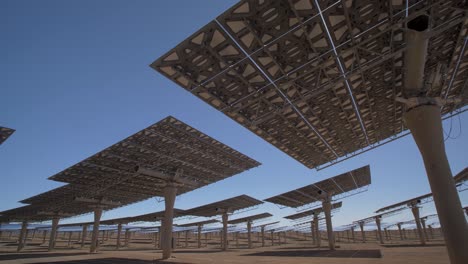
left=173, top=249, right=223, bottom=254
left=30, top=258, right=191, bottom=264
left=0, top=252, right=89, bottom=261
left=242, top=249, right=382, bottom=258
left=382, top=243, right=445, bottom=248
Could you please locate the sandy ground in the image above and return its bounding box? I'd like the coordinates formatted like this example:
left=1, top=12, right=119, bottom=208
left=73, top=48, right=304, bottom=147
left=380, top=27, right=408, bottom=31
left=0, top=231, right=450, bottom=264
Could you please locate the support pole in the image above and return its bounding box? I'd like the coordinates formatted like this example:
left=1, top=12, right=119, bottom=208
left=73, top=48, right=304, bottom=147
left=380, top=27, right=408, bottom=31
left=17, top=221, right=28, bottom=252
left=185, top=230, right=189, bottom=248
left=116, top=223, right=122, bottom=250
left=247, top=220, right=252, bottom=248
left=402, top=13, right=468, bottom=263
left=222, top=212, right=228, bottom=251
left=375, top=216, right=384, bottom=244
left=313, top=214, right=320, bottom=246
left=359, top=221, right=366, bottom=243
left=41, top=230, right=47, bottom=244
left=89, top=207, right=103, bottom=253
left=197, top=224, right=202, bottom=248
left=124, top=229, right=130, bottom=247
left=428, top=225, right=434, bottom=239
left=397, top=223, right=403, bottom=240
left=68, top=232, right=72, bottom=247
left=81, top=225, right=88, bottom=248
left=48, top=217, right=60, bottom=251
left=261, top=226, right=265, bottom=247
left=310, top=221, right=316, bottom=245
left=322, top=197, right=335, bottom=250
left=351, top=227, right=355, bottom=243
left=404, top=74, right=468, bottom=264
left=410, top=206, right=426, bottom=245
left=421, top=218, right=429, bottom=242
left=161, top=183, right=177, bottom=259
left=270, top=230, right=274, bottom=246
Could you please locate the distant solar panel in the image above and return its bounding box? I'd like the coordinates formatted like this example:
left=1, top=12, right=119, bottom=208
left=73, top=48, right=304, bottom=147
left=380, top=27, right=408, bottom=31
left=19, top=184, right=149, bottom=217
left=0, top=126, right=15, bottom=145
left=177, top=219, right=218, bottom=227
left=284, top=201, right=342, bottom=220
left=124, top=209, right=186, bottom=223
left=376, top=167, right=467, bottom=213
left=253, top=221, right=279, bottom=228
left=354, top=207, right=407, bottom=224
left=375, top=192, right=433, bottom=213
left=0, top=205, right=60, bottom=222
left=183, top=195, right=263, bottom=217
left=265, top=165, right=370, bottom=207
left=151, top=0, right=468, bottom=169
left=227, top=212, right=272, bottom=224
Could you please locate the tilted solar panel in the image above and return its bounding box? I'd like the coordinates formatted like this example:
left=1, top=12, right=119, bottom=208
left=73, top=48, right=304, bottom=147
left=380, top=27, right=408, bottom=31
left=183, top=195, right=263, bottom=217
left=227, top=212, right=272, bottom=224
left=151, top=0, right=468, bottom=169
left=284, top=201, right=342, bottom=220
left=265, top=165, right=370, bottom=207
left=0, top=126, right=15, bottom=145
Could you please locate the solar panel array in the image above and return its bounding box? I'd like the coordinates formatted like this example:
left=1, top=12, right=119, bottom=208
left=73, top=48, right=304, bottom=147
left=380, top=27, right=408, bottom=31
left=284, top=201, right=342, bottom=220
left=265, top=165, right=370, bottom=207
left=183, top=195, right=263, bottom=217
left=0, top=126, right=15, bottom=145
left=151, top=0, right=468, bottom=169
left=227, top=212, right=272, bottom=224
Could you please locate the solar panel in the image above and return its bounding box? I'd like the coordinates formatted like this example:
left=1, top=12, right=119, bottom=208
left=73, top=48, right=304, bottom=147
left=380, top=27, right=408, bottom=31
left=177, top=219, right=218, bottom=227
left=19, top=184, right=149, bottom=216
left=183, top=195, right=263, bottom=217
left=375, top=192, right=433, bottom=213
left=376, top=167, right=466, bottom=213
left=0, top=205, right=61, bottom=222
left=47, top=116, right=260, bottom=198
left=284, top=201, right=342, bottom=220
left=253, top=221, right=280, bottom=228
left=0, top=126, right=15, bottom=145
left=265, top=165, right=370, bottom=207
left=354, top=207, right=407, bottom=224
left=227, top=212, right=272, bottom=224
left=124, top=209, right=186, bottom=223
left=453, top=167, right=468, bottom=183
left=150, top=0, right=468, bottom=169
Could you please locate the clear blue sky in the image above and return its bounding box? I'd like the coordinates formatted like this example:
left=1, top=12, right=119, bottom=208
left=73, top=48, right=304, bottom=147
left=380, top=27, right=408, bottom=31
left=1, top=0, right=467, bottom=230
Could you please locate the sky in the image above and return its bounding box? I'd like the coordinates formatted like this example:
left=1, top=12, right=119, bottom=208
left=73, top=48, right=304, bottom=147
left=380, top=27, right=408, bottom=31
left=1, top=0, right=467, bottom=231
